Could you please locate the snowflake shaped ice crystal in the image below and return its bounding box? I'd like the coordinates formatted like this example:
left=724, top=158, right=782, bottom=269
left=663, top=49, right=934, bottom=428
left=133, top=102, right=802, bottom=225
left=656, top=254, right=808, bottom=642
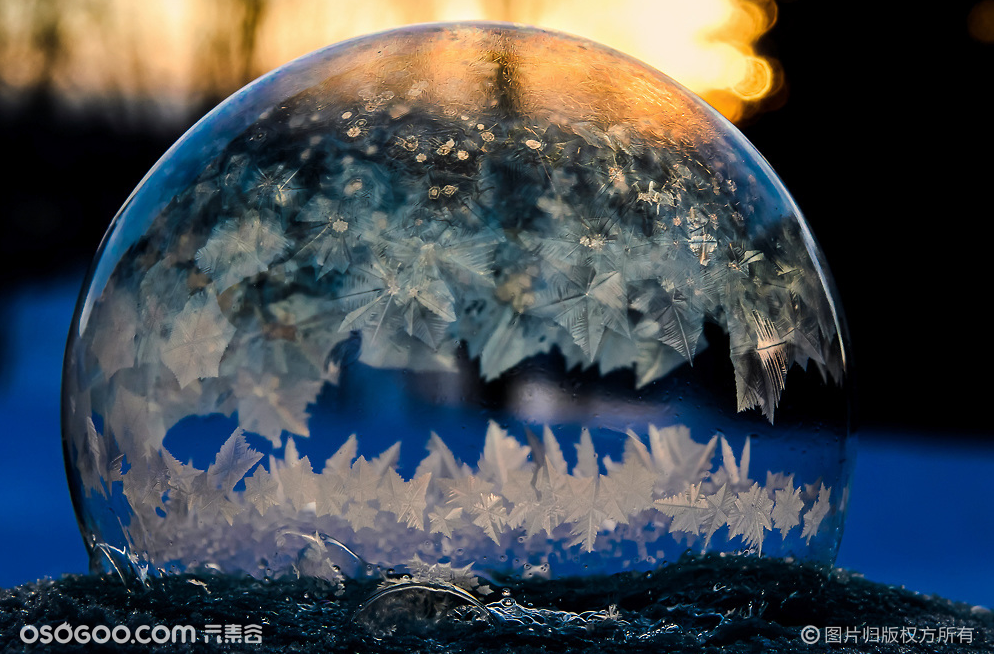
left=83, top=417, right=835, bottom=579
left=62, top=24, right=852, bottom=587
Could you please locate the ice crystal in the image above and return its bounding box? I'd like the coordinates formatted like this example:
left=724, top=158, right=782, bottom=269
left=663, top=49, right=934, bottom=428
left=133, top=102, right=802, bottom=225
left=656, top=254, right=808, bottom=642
left=77, top=418, right=108, bottom=498
left=728, top=483, right=774, bottom=553
left=701, top=484, right=737, bottom=548
left=242, top=466, right=280, bottom=515
left=63, top=24, right=851, bottom=587
left=428, top=506, right=464, bottom=538
left=599, top=457, right=655, bottom=521
left=801, top=484, right=832, bottom=544
left=478, top=421, right=531, bottom=485
left=565, top=475, right=609, bottom=553
left=108, top=386, right=166, bottom=456
left=380, top=470, right=432, bottom=531
left=206, top=429, right=262, bottom=493
left=512, top=461, right=571, bottom=539
left=92, top=395, right=839, bottom=579
left=89, top=290, right=138, bottom=378
left=276, top=438, right=320, bottom=511
left=195, top=209, right=290, bottom=291
left=656, top=483, right=708, bottom=538
left=293, top=195, right=359, bottom=276
left=631, top=288, right=704, bottom=363
left=160, top=291, right=237, bottom=388
left=771, top=479, right=804, bottom=538
left=530, top=270, right=629, bottom=361
left=472, top=493, right=511, bottom=544
left=232, top=371, right=322, bottom=446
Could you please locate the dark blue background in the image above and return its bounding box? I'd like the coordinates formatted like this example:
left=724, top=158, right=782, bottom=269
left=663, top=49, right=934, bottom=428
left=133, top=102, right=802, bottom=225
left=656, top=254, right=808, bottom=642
left=1, top=276, right=991, bottom=607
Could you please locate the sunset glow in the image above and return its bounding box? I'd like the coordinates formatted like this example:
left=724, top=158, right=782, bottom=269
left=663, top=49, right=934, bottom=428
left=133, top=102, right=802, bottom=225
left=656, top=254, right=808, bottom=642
left=0, top=0, right=779, bottom=123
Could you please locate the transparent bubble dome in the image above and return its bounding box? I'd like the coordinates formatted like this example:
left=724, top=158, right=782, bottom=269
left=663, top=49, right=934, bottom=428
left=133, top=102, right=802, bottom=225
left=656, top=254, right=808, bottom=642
left=62, top=23, right=853, bottom=592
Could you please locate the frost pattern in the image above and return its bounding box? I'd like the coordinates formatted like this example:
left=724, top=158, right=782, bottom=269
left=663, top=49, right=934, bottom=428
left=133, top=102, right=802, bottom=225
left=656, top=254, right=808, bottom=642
left=78, top=84, right=843, bottom=424
left=92, top=418, right=835, bottom=579
left=160, top=290, right=236, bottom=388
left=64, top=51, right=848, bottom=585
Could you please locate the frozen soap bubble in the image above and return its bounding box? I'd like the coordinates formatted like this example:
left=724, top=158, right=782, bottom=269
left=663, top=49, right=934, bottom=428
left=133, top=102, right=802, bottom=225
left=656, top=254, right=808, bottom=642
left=62, top=23, right=853, bottom=598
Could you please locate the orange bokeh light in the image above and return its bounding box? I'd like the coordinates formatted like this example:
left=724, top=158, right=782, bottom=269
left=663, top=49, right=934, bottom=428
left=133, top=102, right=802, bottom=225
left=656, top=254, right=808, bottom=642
left=0, top=0, right=779, bottom=123
left=969, top=0, right=994, bottom=43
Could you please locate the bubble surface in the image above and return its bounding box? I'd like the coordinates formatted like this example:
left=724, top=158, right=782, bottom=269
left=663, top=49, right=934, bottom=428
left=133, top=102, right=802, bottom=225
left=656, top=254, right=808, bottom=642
left=62, top=23, right=853, bottom=596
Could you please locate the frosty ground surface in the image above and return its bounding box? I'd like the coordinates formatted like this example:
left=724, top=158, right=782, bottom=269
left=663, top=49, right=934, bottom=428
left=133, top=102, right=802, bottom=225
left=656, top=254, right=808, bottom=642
left=1, top=553, right=990, bottom=653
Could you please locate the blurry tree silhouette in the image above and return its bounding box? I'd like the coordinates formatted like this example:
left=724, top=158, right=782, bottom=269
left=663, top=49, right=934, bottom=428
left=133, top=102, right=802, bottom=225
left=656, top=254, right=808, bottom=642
left=0, top=0, right=269, bottom=124
left=196, top=0, right=269, bottom=115
left=26, top=0, right=66, bottom=100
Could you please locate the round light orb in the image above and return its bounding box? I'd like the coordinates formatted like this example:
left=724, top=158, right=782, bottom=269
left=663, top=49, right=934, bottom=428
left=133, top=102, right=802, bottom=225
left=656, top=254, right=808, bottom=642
left=62, top=23, right=853, bottom=595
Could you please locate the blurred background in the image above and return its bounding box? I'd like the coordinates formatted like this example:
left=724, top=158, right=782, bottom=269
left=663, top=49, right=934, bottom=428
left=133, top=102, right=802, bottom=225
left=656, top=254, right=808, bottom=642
left=1, top=0, right=992, bottom=605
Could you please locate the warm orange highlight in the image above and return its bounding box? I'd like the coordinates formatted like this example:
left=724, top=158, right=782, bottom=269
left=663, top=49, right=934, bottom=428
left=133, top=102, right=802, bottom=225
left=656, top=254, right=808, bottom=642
left=0, top=0, right=779, bottom=124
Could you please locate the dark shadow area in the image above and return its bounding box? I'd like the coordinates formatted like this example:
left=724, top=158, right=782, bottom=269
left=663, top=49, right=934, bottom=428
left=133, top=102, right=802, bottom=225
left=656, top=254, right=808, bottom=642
left=1, top=554, right=990, bottom=652
left=739, top=1, right=993, bottom=439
